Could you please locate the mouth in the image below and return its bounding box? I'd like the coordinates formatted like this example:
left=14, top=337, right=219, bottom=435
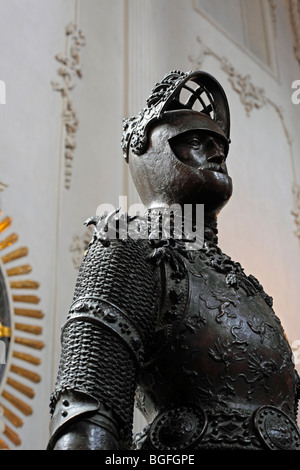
left=198, top=162, right=226, bottom=174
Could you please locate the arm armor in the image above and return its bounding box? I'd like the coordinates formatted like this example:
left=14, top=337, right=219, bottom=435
left=48, top=237, right=161, bottom=449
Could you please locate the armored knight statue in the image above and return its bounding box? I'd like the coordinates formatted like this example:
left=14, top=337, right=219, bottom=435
left=48, top=70, right=300, bottom=450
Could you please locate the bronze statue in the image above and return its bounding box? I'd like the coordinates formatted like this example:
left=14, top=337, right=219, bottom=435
left=48, top=70, right=300, bottom=450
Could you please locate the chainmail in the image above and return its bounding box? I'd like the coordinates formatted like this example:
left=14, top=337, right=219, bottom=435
left=72, top=237, right=160, bottom=342
left=50, top=237, right=161, bottom=447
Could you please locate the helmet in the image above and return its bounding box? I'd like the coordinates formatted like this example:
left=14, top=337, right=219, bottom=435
left=121, top=70, right=230, bottom=162
left=122, top=70, right=232, bottom=214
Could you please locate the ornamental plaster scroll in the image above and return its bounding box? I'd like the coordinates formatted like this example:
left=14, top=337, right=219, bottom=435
left=189, top=38, right=267, bottom=115
left=292, top=183, right=300, bottom=241
left=189, top=36, right=299, bottom=240
left=70, top=225, right=94, bottom=269
left=268, top=0, right=278, bottom=36
left=189, top=36, right=292, bottom=144
left=219, top=57, right=268, bottom=116
left=289, top=0, right=300, bottom=65
left=51, top=22, right=86, bottom=190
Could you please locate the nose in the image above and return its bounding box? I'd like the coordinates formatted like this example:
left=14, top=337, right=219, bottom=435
left=206, top=137, right=225, bottom=163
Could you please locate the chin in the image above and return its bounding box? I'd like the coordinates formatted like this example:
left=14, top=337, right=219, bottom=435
left=175, top=170, right=232, bottom=211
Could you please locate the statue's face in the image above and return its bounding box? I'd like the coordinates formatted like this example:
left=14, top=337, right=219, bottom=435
left=169, top=129, right=228, bottom=174
left=167, top=129, right=232, bottom=214
left=129, top=113, right=233, bottom=215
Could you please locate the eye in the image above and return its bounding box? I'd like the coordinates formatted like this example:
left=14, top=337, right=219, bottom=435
left=187, top=138, right=201, bottom=148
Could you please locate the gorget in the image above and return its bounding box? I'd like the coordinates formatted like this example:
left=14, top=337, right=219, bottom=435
left=135, top=240, right=300, bottom=451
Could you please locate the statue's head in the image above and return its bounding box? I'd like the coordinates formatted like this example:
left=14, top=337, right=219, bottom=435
left=122, top=70, right=232, bottom=216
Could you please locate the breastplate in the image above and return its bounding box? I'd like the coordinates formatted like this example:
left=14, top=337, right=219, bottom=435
left=136, top=242, right=300, bottom=450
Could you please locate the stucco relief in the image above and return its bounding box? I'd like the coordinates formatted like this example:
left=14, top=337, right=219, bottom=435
left=268, top=0, right=277, bottom=35
left=292, top=183, right=300, bottom=241
left=195, top=43, right=268, bottom=116
left=51, top=22, right=86, bottom=190
left=189, top=36, right=298, bottom=243
left=189, top=35, right=293, bottom=144
left=289, top=0, right=300, bottom=65
left=70, top=225, right=93, bottom=269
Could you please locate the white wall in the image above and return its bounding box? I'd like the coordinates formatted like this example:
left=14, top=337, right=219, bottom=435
left=0, top=0, right=299, bottom=449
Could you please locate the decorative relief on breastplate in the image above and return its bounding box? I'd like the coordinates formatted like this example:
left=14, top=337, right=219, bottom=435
left=140, top=240, right=297, bottom=421
left=254, top=406, right=300, bottom=450
left=195, top=241, right=273, bottom=306
left=184, top=245, right=296, bottom=413
left=143, top=240, right=189, bottom=364
left=149, top=405, right=207, bottom=451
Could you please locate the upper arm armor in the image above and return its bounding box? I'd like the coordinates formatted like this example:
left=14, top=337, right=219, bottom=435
left=50, top=236, right=161, bottom=447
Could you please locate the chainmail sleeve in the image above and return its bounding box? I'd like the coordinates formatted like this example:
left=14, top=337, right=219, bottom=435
left=49, top=236, right=161, bottom=449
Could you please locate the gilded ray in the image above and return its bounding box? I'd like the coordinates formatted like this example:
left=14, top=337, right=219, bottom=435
left=6, top=264, right=32, bottom=276
left=2, top=247, right=28, bottom=264
left=0, top=437, right=10, bottom=449
left=15, top=323, right=43, bottom=335
left=0, top=233, right=18, bottom=250
left=0, top=216, right=12, bottom=233
left=6, top=377, right=35, bottom=399
left=0, top=404, right=23, bottom=427
left=1, top=390, right=32, bottom=416
left=4, top=425, right=21, bottom=446
left=10, top=364, right=41, bottom=383
left=12, top=351, right=41, bottom=366
left=10, top=280, right=40, bottom=289
left=14, top=308, right=44, bottom=319
left=14, top=337, right=45, bottom=350
left=12, top=295, right=40, bottom=304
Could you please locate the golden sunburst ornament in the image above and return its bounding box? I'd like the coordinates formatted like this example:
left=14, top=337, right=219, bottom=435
left=0, top=214, right=44, bottom=449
